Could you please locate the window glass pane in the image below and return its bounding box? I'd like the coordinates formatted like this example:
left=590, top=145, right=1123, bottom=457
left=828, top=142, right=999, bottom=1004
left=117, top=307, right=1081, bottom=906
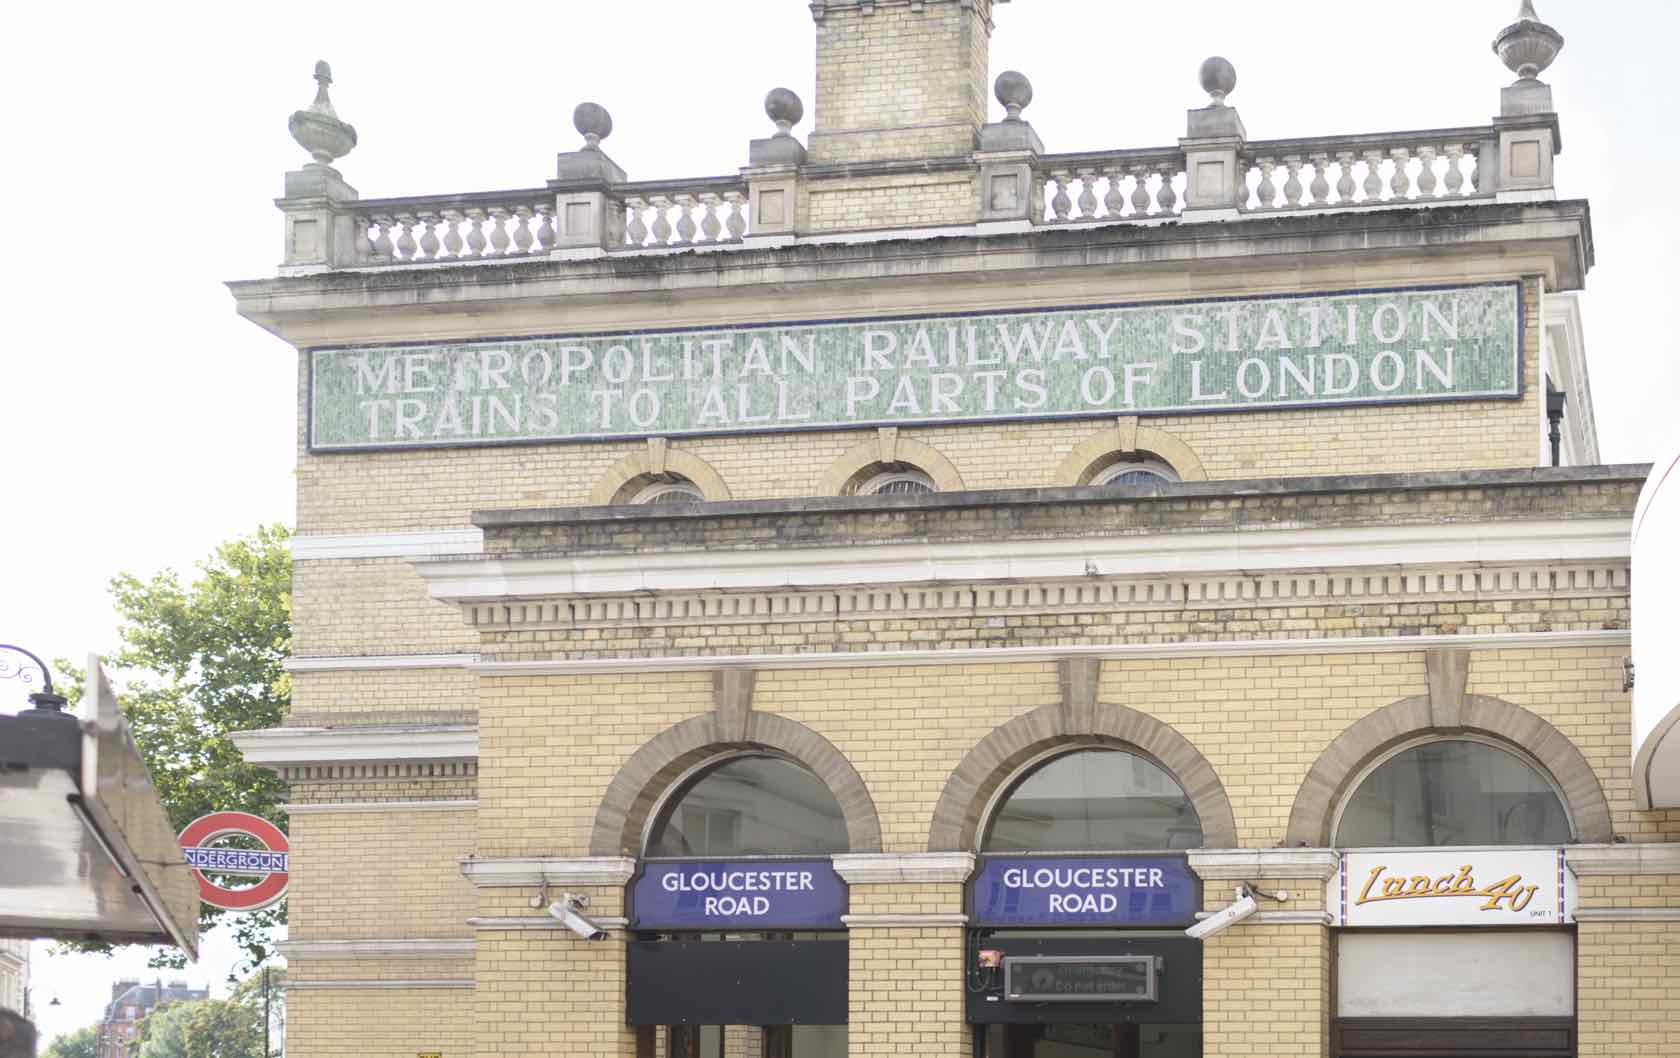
left=984, top=749, right=1204, bottom=852
left=1335, top=740, right=1570, bottom=847
left=648, top=756, right=850, bottom=857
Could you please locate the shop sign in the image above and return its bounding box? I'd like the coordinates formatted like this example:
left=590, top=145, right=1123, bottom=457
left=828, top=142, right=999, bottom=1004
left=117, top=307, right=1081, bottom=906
left=970, top=856, right=1199, bottom=927
left=1331, top=848, right=1574, bottom=927
left=630, top=859, right=845, bottom=929
left=308, top=282, right=1520, bottom=451
left=176, top=811, right=289, bottom=912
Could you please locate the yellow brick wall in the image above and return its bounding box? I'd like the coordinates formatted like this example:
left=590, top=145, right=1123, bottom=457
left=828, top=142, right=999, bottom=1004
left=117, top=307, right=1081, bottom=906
left=286, top=985, right=472, bottom=1058
left=1203, top=923, right=1328, bottom=1058
left=292, top=558, right=473, bottom=656
left=1576, top=872, right=1680, bottom=1057
left=847, top=926, right=968, bottom=1058
left=803, top=171, right=979, bottom=233
left=810, top=1, right=989, bottom=165
left=289, top=666, right=477, bottom=725
left=288, top=807, right=476, bottom=939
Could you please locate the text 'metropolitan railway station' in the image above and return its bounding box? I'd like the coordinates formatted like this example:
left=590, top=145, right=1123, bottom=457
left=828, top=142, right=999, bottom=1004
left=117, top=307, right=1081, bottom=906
left=227, top=2, right=1680, bottom=1056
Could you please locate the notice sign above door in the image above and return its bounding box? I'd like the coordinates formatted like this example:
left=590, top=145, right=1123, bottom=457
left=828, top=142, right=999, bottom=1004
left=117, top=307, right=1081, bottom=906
left=629, top=859, right=846, bottom=930
left=1331, top=848, right=1575, bottom=927
left=308, top=282, right=1520, bottom=450
left=970, top=856, right=1199, bottom=928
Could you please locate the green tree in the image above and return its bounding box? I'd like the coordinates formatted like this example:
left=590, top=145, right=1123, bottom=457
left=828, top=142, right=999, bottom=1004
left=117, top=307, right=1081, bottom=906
left=59, top=525, right=292, bottom=969
left=135, top=1001, right=194, bottom=1058
left=42, top=1024, right=100, bottom=1058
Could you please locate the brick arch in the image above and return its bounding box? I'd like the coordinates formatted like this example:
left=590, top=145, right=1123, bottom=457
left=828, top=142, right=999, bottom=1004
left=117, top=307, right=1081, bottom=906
left=1052, top=422, right=1207, bottom=486
left=588, top=444, right=732, bottom=504
left=1283, top=693, right=1614, bottom=847
left=588, top=711, right=883, bottom=856
left=815, top=431, right=965, bottom=496
left=925, top=701, right=1238, bottom=851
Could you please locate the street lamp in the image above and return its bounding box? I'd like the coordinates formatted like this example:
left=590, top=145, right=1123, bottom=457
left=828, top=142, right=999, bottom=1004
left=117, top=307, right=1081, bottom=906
left=0, top=643, right=71, bottom=717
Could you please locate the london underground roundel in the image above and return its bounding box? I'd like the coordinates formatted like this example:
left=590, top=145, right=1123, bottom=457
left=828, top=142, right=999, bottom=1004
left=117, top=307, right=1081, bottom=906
left=177, top=812, right=289, bottom=911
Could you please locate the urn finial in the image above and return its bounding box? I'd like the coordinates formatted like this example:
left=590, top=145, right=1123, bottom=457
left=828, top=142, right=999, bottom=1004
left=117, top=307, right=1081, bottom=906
left=993, top=71, right=1033, bottom=122
left=573, top=102, right=613, bottom=150
left=1199, top=57, right=1237, bottom=106
left=765, top=88, right=804, bottom=137
left=1494, top=1, right=1563, bottom=81
left=288, top=59, right=358, bottom=167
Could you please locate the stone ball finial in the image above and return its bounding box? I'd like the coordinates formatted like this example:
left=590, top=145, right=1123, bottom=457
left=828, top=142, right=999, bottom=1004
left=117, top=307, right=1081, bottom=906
left=288, top=59, right=357, bottom=168
left=1199, top=57, right=1237, bottom=106
left=765, top=88, right=804, bottom=136
left=994, top=70, right=1033, bottom=122
left=1494, top=1, right=1563, bottom=80
left=573, top=102, right=613, bottom=150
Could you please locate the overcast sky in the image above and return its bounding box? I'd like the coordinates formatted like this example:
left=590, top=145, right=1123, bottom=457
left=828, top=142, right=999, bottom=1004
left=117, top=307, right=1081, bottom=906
left=4, top=0, right=1676, bottom=1047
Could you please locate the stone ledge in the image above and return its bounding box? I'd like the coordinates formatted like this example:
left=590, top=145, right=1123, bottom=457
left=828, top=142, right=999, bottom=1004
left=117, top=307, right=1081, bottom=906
left=832, top=852, right=975, bottom=884
left=277, top=938, right=475, bottom=960
left=1564, top=843, right=1680, bottom=875
left=1187, top=849, right=1340, bottom=881
left=460, top=856, right=637, bottom=888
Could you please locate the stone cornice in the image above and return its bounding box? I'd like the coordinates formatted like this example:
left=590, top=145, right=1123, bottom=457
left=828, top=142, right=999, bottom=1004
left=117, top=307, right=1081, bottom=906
left=832, top=852, right=975, bottom=884
left=459, top=856, right=637, bottom=888
left=282, top=799, right=477, bottom=814
left=228, top=201, right=1592, bottom=343
left=467, top=915, right=629, bottom=931
left=230, top=724, right=478, bottom=766
left=1187, top=849, right=1341, bottom=881
left=1564, top=843, right=1680, bottom=876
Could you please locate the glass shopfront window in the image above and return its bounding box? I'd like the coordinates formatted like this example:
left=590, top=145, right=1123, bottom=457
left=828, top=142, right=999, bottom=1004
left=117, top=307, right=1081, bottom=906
left=986, top=749, right=1204, bottom=852
left=1334, top=738, right=1571, bottom=847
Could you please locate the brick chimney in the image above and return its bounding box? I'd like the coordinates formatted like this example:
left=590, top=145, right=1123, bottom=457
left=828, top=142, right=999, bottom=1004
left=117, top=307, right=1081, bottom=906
left=807, top=0, right=1007, bottom=165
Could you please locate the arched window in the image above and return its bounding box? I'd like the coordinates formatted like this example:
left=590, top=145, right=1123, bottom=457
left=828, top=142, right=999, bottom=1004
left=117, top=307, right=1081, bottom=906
left=982, top=748, right=1204, bottom=852
left=1334, top=737, right=1572, bottom=847
left=1089, top=457, right=1180, bottom=487
left=646, top=754, right=849, bottom=857
left=849, top=465, right=935, bottom=496
left=628, top=476, right=704, bottom=504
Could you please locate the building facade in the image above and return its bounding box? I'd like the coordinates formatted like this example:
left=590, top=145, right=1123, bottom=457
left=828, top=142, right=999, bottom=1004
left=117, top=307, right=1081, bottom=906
left=0, top=940, right=25, bottom=1023
left=231, top=3, right=1679, bottom=1057
left=97, top=979, right=209, bottom=1058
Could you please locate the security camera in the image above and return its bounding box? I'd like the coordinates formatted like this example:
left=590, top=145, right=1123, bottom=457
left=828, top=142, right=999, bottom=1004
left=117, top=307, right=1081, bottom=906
left=1185, top=886, right=1258, bottom=940
left=548, top=893, right=608, bottom=941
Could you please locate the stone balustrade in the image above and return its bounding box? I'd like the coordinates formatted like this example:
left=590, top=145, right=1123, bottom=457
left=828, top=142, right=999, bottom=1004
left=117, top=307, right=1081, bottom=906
left=1240, top=129, right=1491, bottom=211
left=616, top=177, right=750, bottom=249
left=1037, top=150, right=1187, bottom=224
left=275, top=4, right=1567, bottom=272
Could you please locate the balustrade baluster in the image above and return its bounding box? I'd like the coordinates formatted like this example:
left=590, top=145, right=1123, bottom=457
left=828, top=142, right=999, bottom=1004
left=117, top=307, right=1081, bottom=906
left=698, top=194, right=723, bottom=242
left=1335, top=153, right=1357, bottom=203
left=1361, top=151, right=1384, bottom=201
left=1103, top=170, right=1125, bottom=218
left=1388, top=149, right=1411, bottom=200
left=1155, top=169, right=1177, bottom=214
left=371, top=215, right=395, bottom=259
left=1050, top=174, right=1072, bottom=222
left=625, top=197, right=649, bottom=246
left=488, top=208, right=512, bottom=255
left=354, top=217, right=374, bottom=260
left=394, top=214, right=418, bottom=260
left=513, top=207, right=535, bottom=253
left=440, top=211, right=464, bottom=258
left=1309, top=154, right=1331, bottom=205
left=1444, top=145, right=1466, bottom=196
left=675, top=195, right=698, bottom=243
left=536, top=205, right=557, bottom=250
left=464, top=209, right=488, bottom=256
left=1129, top=167, right=1152, bottom=217
left=417, top=213, right=440, bottom=259
left=1466, top=147, right=1480, bottom=194
left=651, top=196, right=674, bottom=244
left=1255, top=158, right=1277, bottom=209
left=1282, top=157, right=1303, bottom=208
left=1076, top=172, right=1098, bottom=220
left=724, top=192, right=748, bottom=239
left=1416, top=147, right=1438, bottom=198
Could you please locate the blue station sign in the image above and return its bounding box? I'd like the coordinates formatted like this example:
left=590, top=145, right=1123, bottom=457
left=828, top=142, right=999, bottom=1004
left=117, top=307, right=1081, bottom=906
left=970, top=856, right=1200, bottom=928
left=630, top=859, right=847, bottom=930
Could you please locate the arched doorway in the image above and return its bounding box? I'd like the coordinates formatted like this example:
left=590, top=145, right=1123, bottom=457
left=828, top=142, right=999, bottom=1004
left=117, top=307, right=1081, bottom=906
left=629, top=753, right=851, bottom=1058
left=1329, top=737, right=1578, bottom=1058
left=969, top=747, right=1207, bottom=1058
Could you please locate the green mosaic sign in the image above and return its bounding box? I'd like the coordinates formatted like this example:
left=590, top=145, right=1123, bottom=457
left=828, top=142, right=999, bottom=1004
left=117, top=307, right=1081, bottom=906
left=308, top=282, right=1519, bottom=450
